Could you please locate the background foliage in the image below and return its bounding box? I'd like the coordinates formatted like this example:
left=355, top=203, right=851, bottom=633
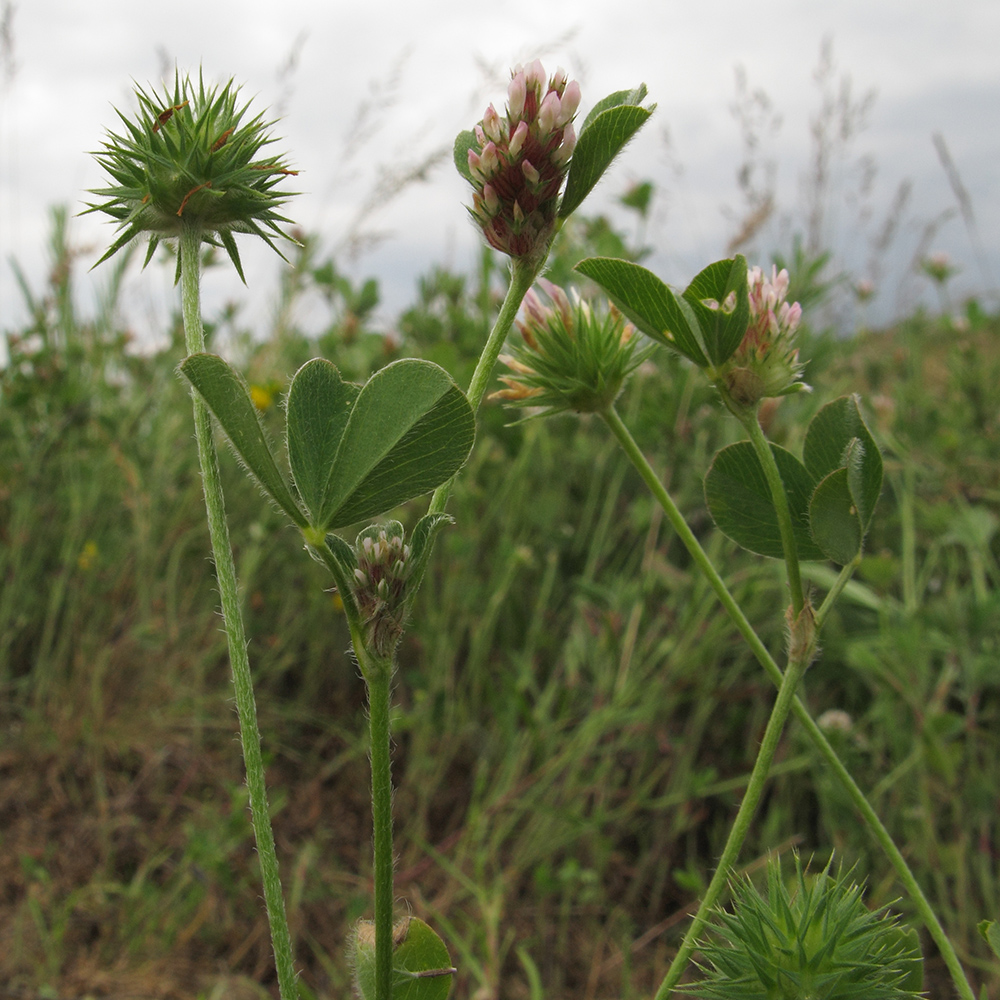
left=1, top=203, right=999, bottom=999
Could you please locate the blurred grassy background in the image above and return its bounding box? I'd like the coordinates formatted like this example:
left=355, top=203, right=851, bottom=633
left=1, top=203, right=999, bottom=999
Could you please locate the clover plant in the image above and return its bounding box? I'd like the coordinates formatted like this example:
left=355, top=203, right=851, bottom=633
left=87, top=63, right=986, bottom=1000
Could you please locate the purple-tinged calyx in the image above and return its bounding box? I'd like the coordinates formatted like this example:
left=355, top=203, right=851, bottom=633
left=465, top=62, right=581, bottom=262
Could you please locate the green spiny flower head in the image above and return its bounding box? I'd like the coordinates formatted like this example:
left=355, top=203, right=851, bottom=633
left=86, top=70, right=299, bottom=280
left=490, top=278, right=653, bottom=417
left=693, top=854, right=925, bottom=1000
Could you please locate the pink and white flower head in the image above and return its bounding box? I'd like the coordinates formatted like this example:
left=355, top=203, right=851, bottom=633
left=743, top=266, right=803, bottom=356
left=721, top=266, right=809, bottom=408
left=921, top=251, right=957, bottom=284
left=465, top=63, right=580, bottom=263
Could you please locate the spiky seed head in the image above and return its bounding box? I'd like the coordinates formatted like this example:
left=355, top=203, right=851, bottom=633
left=85, top=70, right=299, bottom=282
left=692, top=854, right=925, bottom=1000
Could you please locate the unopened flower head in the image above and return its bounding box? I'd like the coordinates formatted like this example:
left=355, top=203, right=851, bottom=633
left=464, top=61, right=580, bottom=263
left=719, top=265, right=809, bottom=408
left=854, top=278, right=875, bottom=303
left=817, top=708, right=854, bottom=734
left=86, top=71, right=299, bottom=280
left=920, top=251, right=958, bottom=285
left=490, top=278, right=651, bottom=417
left=352, top=521, right=412, bottom=656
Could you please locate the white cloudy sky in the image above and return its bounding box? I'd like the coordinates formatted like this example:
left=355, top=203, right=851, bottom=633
left=1, top=0, right=998, bottom=346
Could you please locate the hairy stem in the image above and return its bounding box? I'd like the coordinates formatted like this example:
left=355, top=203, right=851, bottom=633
left=740, top=407, right=805, bottom=615
left=428, top=255, right=540, bottom=515
left=180, top=224, right=299, bottom=1000
left=364, top=655, right=396, bottom=1000
left=602, top=404, right=975, bottom=1000
left=310, top=543, right=396, bottom=1000
left=655, top=645, right=811, bottom=999
left=341, top=251, right=542, bottom=997
left=601, top=406, right=777, bottom=673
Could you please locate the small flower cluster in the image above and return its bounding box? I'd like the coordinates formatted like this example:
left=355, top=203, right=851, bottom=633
left=492, top=279, right=650, bottom=416
left=720, top=266, right=808, bottom=408
left=743, top=266, right=803, bottom=355
left=920, top=251, right=957, bottom=285
left=854, top=278, right=876, bottom=303
left=352, top=522, right=412, bottom=656
left=465, top=61, right=580, bottom=262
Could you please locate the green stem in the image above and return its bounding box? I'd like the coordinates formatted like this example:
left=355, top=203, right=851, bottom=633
left=312, top=537, right=395, bottom=1000
left=180, top=225, right=299, bottom=1000
left=601, top=405, right=975, bottom=1000
left=312, top=535, right=398, bottom=1000
left=740, top=406, right=805, bottom=615
left=338, top=251, right=541, bottom=999
left=601, top=406, right=777, bottom=674
left=365, top=654, right=396, bottom=1000
left=792, top=686, right=976, bottom=1000
left=602, top=404, right=807, bottom=996
left=428, top=255, right=540, bottom=516
left=467, top=256, right=539, bottom=413
left=813, top=557, right=859, bottom=633
left=898, top=464, right=919, bottom=615
left=655, top=645, right=811, bottom=1000
left=345, top=249, right=539, bottom=995
left=310, top=534, right=365, bottom=649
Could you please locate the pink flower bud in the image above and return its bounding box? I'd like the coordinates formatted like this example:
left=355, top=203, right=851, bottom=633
left=522, top=160, right=541, bottom=186
left=781, top=301, right=802, bottom=330
left=482, top=183, right=499, bottom=215
left=507, top=70, right=527, bottom=120
left=558, top=81, right=581, bottom=125
left=494, top=281, right=648, bottom=415
left=478, top=141, right=499, bottom=177
left=508, top=120, right=529, bottom=157
left=855, top=279, right=875, bottom=301
left=550, top=67, right=568, bottom=93
left=722, top=262, right=809, bottom=406
left=522, top=287, right=548, bottom=327
left=482, top=104, right=503, bottom=144
left=553, top=123, right=576, bottom=166
left=538, top=278, right=573, bottom=328
left=524, top=59, right=547, bottom=96
left=538, top=90, right=561, bottom=136
left=467, top=148, right=482, bottom=181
